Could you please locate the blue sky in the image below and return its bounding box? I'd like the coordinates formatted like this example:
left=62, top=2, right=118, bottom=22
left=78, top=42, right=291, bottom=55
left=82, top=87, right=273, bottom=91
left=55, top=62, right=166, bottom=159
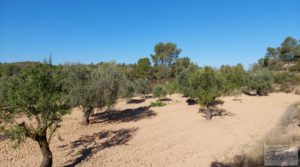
left=0, top=0, right=299, bottom=68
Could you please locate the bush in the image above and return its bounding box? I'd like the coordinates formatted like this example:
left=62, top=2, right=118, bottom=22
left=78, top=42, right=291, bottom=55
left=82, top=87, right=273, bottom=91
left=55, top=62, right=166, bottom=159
left=165, top=82, right=177, bottom=97
left=149, top=101, right=166, bottom=107
left=152, top=85, right=167, bottom=100
left=290, top=62, right=300, bottom=72
left=220, top=64, right=246, bottom=95
left=177, top=64, right=199, bottom=97
left=190, top=66, right=223, bottom=107
left=135, top=79, right=152, bottom=98
left=245, top=68, right=273, bottom=96
left=273, top=72, right=300, bottom=93
left=122, top=80, right=135, bottom=100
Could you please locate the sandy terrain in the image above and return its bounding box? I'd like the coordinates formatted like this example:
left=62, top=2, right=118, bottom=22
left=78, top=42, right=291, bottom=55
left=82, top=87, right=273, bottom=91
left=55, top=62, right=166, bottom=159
left=0, top=93, right=299, bottom=167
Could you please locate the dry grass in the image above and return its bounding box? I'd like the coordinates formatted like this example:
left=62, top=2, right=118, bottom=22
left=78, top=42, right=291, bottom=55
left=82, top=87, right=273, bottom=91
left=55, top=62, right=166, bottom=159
left=211, top=102, right=300, bottom=167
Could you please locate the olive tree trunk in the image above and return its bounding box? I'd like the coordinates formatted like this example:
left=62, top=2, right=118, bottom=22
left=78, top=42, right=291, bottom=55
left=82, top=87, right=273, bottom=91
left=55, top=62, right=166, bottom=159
left=37, top=135, right=53, bottom=167
left=205, top=107, right=212, bottom=120
left=256, top=89, right=262, bottom=96
left=81, top=107, right=93, bottom=125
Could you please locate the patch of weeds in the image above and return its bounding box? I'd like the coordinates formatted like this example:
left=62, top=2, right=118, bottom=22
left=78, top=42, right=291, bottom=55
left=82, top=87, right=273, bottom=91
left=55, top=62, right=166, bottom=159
left=149, top=101, right=166, bottom=107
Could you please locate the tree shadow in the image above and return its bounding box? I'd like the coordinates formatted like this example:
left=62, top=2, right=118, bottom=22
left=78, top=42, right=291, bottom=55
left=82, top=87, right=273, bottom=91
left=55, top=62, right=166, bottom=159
left=159, top=98, right=172, bottom=102
left=186, top=98, right=197, bottom=105
left=63, top=128, right=138, bottom=167
left=0, top=134, right=8, bottom=142
left=199, top=108, right=234, bottom=120
left=243, top=91, right=256, bottom=96
left=90, top=106, right=156, bottom=124
left=127, top=99, right=145, bottom=104
left=145, top=95, right=153, bottom=98
left=211, top=99, right=224, bottom=106
left=232, top=98, right=242, bottom=102
left=243, top=92, right=269, bottom=97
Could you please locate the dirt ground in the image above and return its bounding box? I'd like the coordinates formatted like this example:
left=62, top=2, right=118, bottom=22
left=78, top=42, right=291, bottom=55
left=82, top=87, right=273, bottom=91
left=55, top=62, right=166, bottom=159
left=0, top=93, right=299, bottom=167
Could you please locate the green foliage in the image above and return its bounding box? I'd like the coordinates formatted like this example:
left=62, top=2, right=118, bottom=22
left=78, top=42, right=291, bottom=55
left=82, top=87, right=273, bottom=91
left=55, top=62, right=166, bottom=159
left=256, top=36, right=300, bottom=70
left=135, top=79, right=152, bottom=97
left=245, top=68, right=273, bottom=95
left=123, top=81, right=135, bottom=100
left=273, top=72, right=300, bottom=93
left=189, top=66, right=223, bottom=107
left=151, top=42, right=181, bottom=66
left=280, top=36, right=298, bottom=61
left=0, top=63, right=69, bottom=144
left=220, top=64, right=246, bottom=95
left=0, top=62, right=39, bottom=78
left=134, top=57, right=152, bottom=79
left=171, top=57, right=191, bottom=77
left=152, top=65, right=172, bottom=80
left=62, top=62, right=124, bottom=124
left=165, top=82, right=177, bottom=96
left=149, top=101, right=166, bottom=107
left=152, top=85, right=167, bottom=100
left=290, top=62, right=300, bottom=72
left=177, top=64, right=199, bottom=97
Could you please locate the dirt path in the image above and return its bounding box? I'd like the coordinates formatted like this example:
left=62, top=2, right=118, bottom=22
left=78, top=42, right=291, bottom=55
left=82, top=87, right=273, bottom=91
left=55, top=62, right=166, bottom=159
left=0, top=93, right=299, bottom=167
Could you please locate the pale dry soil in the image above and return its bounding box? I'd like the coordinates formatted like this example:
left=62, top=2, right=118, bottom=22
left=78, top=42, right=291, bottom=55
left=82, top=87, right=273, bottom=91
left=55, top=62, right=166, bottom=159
left=0, top=93, right=299, bottom=167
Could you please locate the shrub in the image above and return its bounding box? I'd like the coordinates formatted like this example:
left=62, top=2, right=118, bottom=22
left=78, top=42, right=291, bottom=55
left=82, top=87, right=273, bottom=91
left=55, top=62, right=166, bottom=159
left=220, top=64, right=246, bottom=95
left=245, top=68, right=273, bottom=96
left=152, top=85, right=167, bottom=100
left=177, top=64, right=199, bottom=97
left=135, top=79, right=152, bottom=98
left=122, top=81, right=135, bottom=100
left=273, top=72, right=300, bottom=93
left=149, top=101, right=166, bottom=107
left=190, top=66, right=223, bottom=107
left=290, top=62, right=300, bottom=72
left=165, top=82, right=177, bottom=97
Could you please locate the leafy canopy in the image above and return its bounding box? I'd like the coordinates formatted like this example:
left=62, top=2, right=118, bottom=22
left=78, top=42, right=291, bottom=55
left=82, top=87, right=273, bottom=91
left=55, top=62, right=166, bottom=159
left=189, top=66, right=223, bottom=107
left=151, top=42, right=181, bottom=66
left=0, top=63, right=69, bottom=144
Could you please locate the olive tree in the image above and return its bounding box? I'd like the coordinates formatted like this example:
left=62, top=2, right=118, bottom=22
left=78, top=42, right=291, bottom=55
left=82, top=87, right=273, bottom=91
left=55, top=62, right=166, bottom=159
left=63, top=62, right=122, bottom=125
left=135, top=79, right=152, bottom=98
left=122, top=80, right=135, bottom=100
left=246, top=68, right=273, bottom=96
left=220, top=64, right=246, bottom=95
left=152, top=85, right=167, bottom=100
left=177, top=64, right=199, bottom=97
left=0, top=64, right=69, bottom=167
left=165, top=82, right=177, bottom=97
left=189, top=66, right=223, bottom=120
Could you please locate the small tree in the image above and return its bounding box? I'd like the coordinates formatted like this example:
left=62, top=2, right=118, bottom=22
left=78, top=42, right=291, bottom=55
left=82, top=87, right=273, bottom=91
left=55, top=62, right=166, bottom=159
left=134, top=57, right=152, bottom=78
left=122, top=80, right=135, bottom=101
left=177, top=64, right=199, bottom=97
left=220, top=64, right=246, bottom=95
left=246, top=68, right=273, bottom=96
left=152, top=85, right=167, bottom=100
left=165, top=82, right=177, bottom=97
left=0, top=64, right=69, bottom=167
left=135, top=79, right=152, bottom=98
left=189, top=66, right=222, bottom=120
left=63, top=62, right=122, bottom=125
